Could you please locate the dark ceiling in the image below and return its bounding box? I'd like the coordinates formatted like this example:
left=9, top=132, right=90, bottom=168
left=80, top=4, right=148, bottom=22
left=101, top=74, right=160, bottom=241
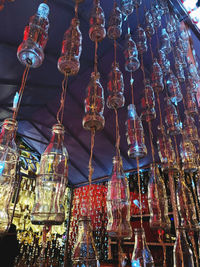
left=0, top=0, right=199, bottom=186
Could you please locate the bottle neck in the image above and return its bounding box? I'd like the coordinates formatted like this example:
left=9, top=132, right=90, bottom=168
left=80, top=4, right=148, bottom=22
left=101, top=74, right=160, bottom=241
left=134, top=230, right=146, bottom=249
left=0, top=121, right=17, bottom=145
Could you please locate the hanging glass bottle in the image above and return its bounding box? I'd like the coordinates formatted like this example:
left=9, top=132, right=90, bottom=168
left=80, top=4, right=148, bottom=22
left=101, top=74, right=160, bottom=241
left=151, top=58, right=164, bottom=93
left=57, top=17, right=82, bottom=76
left=106, top=155, right=132, bottom=239
left=160, top=28, right=171, bottom=54
left=176, top=175, right=199, bottom=230
left=17, top=3, right=50, bottom=68
left=107, top=62, right=125, bottom=109
left=148, top=164, right=171, bottom=230
left=82, top=72, right=105, bottom=131
left=145, top=10, right=155, bottom=37
left=157, top=125, right=178, bottom=171
left=166, top=71, right=183, bottom=104
left=120, top=0, right=134, bottom=17
left=158, top=50, right=170, bottom=75
left=124, top=34, right=140, bottom=72
left=141, top=79, right=156, bottom=121
left=89, top=0, right=106, bottom=42
left=185, top=90, right=198, bottom=117
left=72, top=216, right=99, bottom=267
left=178, top=37, right=188, bottom=56
left=31, top=124, right=68, bottom=225
left=126, top=104, right=147, bottom=159
left=188, top=62, right=200, bottom=83
left=0, top=118, right=18, bottom=234
left=175, top=63, right=185, bottom=83
left=166, top=22, right=176, bottom=43
left=173, top=227, right=195, bottom=267
left=180, top=136, right=197, bottom=173
left=174, top=46, right=187, bottom=68
left=131, top=228, right=155, bottom=266
left=164, top=98, right=182, bottom=135
left=151, top=5, right=161, bottom=28
left=187, top=75, right=198, bottom=93
left=107, top=2, right=122, bottom=40
left=136, top=26, right=147, bottom=54
left=183, top=113, right=199, bottom=144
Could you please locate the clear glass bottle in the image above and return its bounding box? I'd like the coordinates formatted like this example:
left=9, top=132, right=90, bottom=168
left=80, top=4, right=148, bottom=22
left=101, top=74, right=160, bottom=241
left=178, top=37, right=188, bottom=56
left=157, top=125, right=178, bottom=171
left=151, top=58, right=164, bottom=93
left=124, top=34, right=140, bottom=72
left=82, top=72, right=105, bottom=131
left=120, top=0, right=134, bottom=17
left=107, top=62, right=125, bottom=109
left=131, top=228, right=155, bottom=266
left=141, top=79, right=156, bottom=122
left=180, top=137, right=197, bottom=173
left=166, top=22, right=176, bottom=43
left=145, top=9, right=155, bottom=37
left=187, top=75, right=198, bottom=93
left=126, top=104, right=147, bottom=159
left=107, top=2, right=122, bottom=40
left=31, top=123, right=68, bottom=225
left=188, top=62, right=200, bottom=83
left=166, top=71, right=183, bottom=104
left=136, top=26, right=147, bottom=54
left=183, top=114, right=199, bottom=145
left=151, top=5, right=161, bottom=28
left=57, top=17, right=82, bottom=76
left=174, top=46, right=187, bottom=68
left=175, top=63, right=185, bottom=83
left=89, top=0, right=106, bottom=42
left=158, top=50, right=170, bottom=74
left=148, top=164, right=171, bottom=230
left=176, top=176, right=199, bottom=231
left=173, top=227, right=195, bottom=267
left=72, top=216, right=99, bottom=267
left=164, top=98, right=181, bottom=135
left=185, top=90, right=198, bottom=117
left=106, top=156, right=132, bottom=239
left=0, top=118, right=18, bottom=234
left=17, top=3, right=50, bottom=68
left=160, top=28, right=171, bottom=54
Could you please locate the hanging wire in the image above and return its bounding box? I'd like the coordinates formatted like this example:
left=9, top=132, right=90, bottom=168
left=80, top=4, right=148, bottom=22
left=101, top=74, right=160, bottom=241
left=13, top=65, right=30, bottom=120
left=94, top=40, right=98, bottom=75
left=56, top=74, right=69, bottom=124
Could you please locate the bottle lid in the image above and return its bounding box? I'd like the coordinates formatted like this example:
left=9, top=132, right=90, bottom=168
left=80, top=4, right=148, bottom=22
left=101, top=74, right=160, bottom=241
left=52, top=123, right=65, bottom=134
left=3, top=118, right=17, bottom=130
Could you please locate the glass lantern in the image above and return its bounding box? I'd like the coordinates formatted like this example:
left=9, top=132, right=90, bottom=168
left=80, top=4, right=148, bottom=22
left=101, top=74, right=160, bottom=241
left=31, top=124, right=68, bottom=225
left=107, top=62, right=125, bottom=109
left=82, top=72, right=105, bottom=131
left=126, top=104, right=147, bottom=159
left=0, top=118, right=18, bottom=234
left=17, top=3, right=50, bottom=68
left=57, top=17, right=82, bottom=76
left=106, top=156, right=132, bottom=239
left=89, top=0, right=106, bottom=42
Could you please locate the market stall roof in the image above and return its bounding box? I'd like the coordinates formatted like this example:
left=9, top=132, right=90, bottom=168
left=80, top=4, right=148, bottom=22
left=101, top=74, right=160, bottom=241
left=0, top=0, right=199, bottom=185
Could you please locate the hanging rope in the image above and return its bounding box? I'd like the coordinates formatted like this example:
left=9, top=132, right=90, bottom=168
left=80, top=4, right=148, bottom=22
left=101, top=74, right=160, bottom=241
left=56, top=74, right=68, bottom=124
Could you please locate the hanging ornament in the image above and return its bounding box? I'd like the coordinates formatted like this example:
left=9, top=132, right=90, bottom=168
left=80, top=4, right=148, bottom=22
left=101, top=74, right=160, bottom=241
left=176, top=176, right=199, bottom=230
left=151, top=58, right=164, bottom=93
left=82, top=72, right=105, bottom=131
left=151, top=5, right=161, bottom=28
left=107, top=2, right=122, bottom=40
left=141, top=79, right=156, bottom=121
left=89, top=0, right=106, bottom=42
left=131, top=228, right=155, bottom=266
left=31, top=124, right=68, bottom=225
left=178, top=37, right=188, bottom=56
left=0, top=118, right=18, bottom=234
left=183, top=113, right=199, bottom=144
left=173, top=227, right=195, bottom=267
left=164, top=98, right=182, bottom=135
left=166, top=71, right=183, bottom=104
left=158, top=50, right=170, bottom=74
left=17, top=3, right=50, bottom=68
left=188, top=62, right=200, bottom=83
left=124, top=33, right=140, bottom=72
left=157, top=125, right=178, bottom=171
left=72, top=216, right=99, bottom=267
left=148, top=164, right=171, bottom=230
left=106, top=155, right=132, bottom=239
left=187, top=75, right=198, bottom=93
left=107, top=62, right=125, bottom=109
left=57, top=17, right=82, bottom=76
left=136, top=26, right=148, bottom=54
left=126, top=104, right=147, bottom=159
left=166, top=22, right=176, bottom=43
left=175, top=63, right=185, bottom=83
left=160, top=28, right=171, bottom=54
left=174, top=46, right=187, bottom=68
left=185, top=90, right=198, bottom=117
left=145, top=10, right=155, bottom=37
left=120, top=0, right=134, bottom=18
left=180, top=137, right=197, bottom=173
